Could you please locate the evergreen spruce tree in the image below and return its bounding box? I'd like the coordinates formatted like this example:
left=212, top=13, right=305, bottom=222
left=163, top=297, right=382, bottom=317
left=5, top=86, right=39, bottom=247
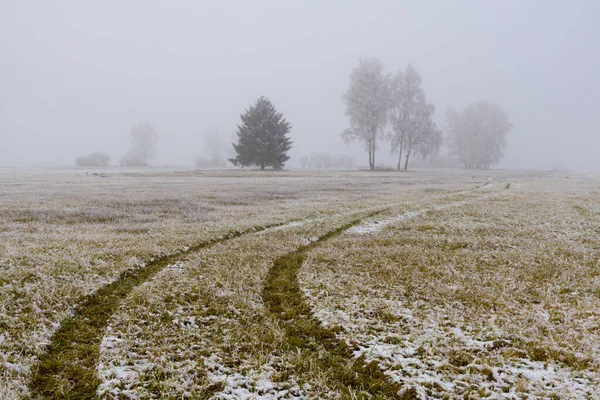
left=229, top=97, right=292, bottom=170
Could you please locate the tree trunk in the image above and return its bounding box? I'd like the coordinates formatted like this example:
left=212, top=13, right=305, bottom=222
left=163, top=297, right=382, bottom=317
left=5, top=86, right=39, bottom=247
left=368, top=140, right=375, bottom=170
left=371, top=145, right=376, bottom=170
left=396, top=142, right=403, bottom=171
left=371, top=136, right=376, bottom=170
left=260, top=162, right=265, bottom=170
left=404, top=149, right=410, bottom=171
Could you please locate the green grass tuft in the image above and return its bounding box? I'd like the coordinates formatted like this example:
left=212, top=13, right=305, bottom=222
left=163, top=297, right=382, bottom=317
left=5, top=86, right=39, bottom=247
left=262, top=212, right=402, bottom=399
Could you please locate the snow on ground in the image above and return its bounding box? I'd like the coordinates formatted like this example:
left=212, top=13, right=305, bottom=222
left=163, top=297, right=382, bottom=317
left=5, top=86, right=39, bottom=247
left=1, top=170, right=442, bottom=397
left=0, top=169, right=547, bottom=397
left=346, top=211, right=423, bottom=235
left=301, top=177, right=600, bottom=399
left=95, top=215, right=368, bottom=399
left=202, top=354, right=305, bottom=400
left=261, top=220, right=307, bottom=233
left=347, top=184, right=502, bottom=235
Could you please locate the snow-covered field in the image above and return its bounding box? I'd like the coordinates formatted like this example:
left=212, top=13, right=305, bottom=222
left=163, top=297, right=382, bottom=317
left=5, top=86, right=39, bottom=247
left=302, top=177, right=600, bottom=399
left=0, top=168, right=597, bottom=399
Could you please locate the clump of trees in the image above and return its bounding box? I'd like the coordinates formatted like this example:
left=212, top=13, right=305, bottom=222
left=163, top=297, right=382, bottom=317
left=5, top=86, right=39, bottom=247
left=341, top=58, right=441, bottom=171
left=120, top=122, right=158, bottom=166
left=194, top=129, right=228, bottom=168
left=447, top=101, right=511, bottom=169
left=298, top=153, right=357, bottom=170
left=229, top=97, right=292, bottom=170
left=75, top=152, right=110, bottom=167
left=342, top=57, right=511, bottom=170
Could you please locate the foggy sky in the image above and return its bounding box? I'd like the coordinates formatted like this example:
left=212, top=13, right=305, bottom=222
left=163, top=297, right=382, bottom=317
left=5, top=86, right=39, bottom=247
left=1, top=1, right=599, bottom=170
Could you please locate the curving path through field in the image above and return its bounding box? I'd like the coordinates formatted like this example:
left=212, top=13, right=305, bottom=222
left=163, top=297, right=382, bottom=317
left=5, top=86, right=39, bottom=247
left=262, top=212, right=403, bottom=399
left=261, top=183, right=515, bottom=398
left=28, top=221, right=290, bottom=399
left=29, top=182, right=513, bottom=399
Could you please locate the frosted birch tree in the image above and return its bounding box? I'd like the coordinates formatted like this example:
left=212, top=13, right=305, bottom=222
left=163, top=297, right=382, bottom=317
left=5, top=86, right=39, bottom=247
left=341, top=57, right=389, bottom=170
left=120, top=122, right=158, bottom=166
left=194, top=129, right=227, bottom=167
left=447, top=101, right=511, bottom=169
left=389, top=64, right=442, bottom=170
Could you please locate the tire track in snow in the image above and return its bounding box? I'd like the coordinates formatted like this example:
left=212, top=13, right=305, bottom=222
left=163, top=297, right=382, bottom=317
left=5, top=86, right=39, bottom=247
left=262, top=211, right=403, bottom=398
left=28, top=220, right=294, bottom=400
left=261, top=183, right=518, bottom=398
left=347, top=182, right=515, bottom=235
left=259, top=182, right=497, bottom=235
left=28, top=182, right=512, bottom=399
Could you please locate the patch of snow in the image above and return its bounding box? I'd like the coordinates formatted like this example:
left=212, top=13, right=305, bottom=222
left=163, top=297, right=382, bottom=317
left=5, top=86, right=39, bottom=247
left=346, top=211, right=423, bottom=234
left=204, top=354, right=307, bottom=399
left=261, top=220, right=307, bottom=234
left=347, top=192, right=501, bottom=235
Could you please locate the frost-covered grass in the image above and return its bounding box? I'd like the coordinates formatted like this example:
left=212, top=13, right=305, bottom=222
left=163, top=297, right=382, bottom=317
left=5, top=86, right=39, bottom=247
left=96, top=218, right=357, bottom=399
left=1, top=169, right=497, bottom=398
left=301, top=176, right=600, bottom=399
left=0, top=168, right=559, bottom=398
left=93, top=175, right=518, bottom=399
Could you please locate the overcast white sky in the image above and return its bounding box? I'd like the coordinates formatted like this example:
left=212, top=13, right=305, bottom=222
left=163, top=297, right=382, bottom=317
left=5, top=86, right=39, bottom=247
left=1, top=1, right=599, bottom=170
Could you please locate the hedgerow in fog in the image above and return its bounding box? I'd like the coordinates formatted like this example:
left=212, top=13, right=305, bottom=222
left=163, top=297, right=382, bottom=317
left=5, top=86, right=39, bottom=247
left=389, top=64, right=442, bottom=170
left=447, top=101, right=511, bottom=169
left=341, top=57, right=390, bottom=171
left=120, top=122, right=158, bottom=166
left=74, top=152, right=110, bottom=167
left=229, top=97, right=292, bottom=170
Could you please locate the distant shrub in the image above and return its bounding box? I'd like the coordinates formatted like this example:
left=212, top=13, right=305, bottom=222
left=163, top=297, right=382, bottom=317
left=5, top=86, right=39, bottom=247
left=194, top=129, right=229, bottom=168
left=194, top=156, right=210, bottom=167
left=298, top=153, right=357, bottom=170
left=194, top=155, right=227, bottom=168
left=373, top=165, right=396, bottom=172
left=119, top=150, right=147, bottom=166
left=75, top=152, right=110, bottom=167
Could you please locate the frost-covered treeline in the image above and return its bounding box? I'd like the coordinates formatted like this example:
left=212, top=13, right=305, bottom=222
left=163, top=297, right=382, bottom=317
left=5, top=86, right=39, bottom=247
left=342, top=58, right=513, bottom=171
